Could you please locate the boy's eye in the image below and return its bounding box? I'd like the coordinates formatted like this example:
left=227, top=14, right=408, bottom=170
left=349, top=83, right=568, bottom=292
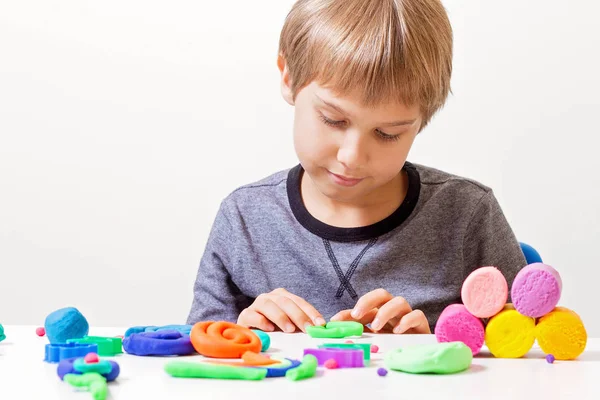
left=319, top=113, right=401, bottom=142
left=376, top=130, right=401, bottom=142
left=319, top=114, right=346, bottom=127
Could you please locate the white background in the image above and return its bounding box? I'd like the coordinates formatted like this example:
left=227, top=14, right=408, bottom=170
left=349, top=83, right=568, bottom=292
left=1, top=1, right=598, bottom=334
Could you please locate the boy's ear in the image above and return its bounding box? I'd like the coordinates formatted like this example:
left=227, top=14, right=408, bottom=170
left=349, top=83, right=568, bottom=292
left=277, top=53, right=294, bottom=105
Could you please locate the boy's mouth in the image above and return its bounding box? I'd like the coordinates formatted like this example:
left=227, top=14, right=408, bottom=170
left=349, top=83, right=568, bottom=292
left=327, top=171, right=364, bottom=187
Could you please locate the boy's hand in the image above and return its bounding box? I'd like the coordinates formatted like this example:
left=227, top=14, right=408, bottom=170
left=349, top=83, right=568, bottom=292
left=330, top=289, right=430, bottom=334
left=237, top=288, right=327, bottom=333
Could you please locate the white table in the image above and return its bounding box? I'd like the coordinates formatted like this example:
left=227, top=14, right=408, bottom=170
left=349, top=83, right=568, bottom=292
left=0, top=325, right=599, bottom=399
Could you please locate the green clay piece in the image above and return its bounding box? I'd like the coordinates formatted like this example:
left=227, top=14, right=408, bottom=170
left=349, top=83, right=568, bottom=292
left=165, top=361, right=268, bottom=380
left=286, top=354, right=318, bottom=381
left=306, top=321, right=363, bottom=339
left=67, top=336, right=123, bottom=356
left=319, top=343, right=371, bottom=364
left=0, top=324, right=5, bottom=342
left=73, top=358, right=113, bottom=375
left=64, top=372, right=108, bottom=400
left=384, top=342, right=473, bottom=374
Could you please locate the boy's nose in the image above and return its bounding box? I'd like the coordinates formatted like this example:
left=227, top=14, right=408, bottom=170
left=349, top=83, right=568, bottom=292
left=336, top=131, right=368, bottom=171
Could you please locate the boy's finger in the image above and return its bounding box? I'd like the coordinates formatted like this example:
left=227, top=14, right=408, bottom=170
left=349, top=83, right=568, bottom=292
left=280, top=292, right=326, bottom=326
left=330, top=309, right=379, bottom=325
left=329, top=310, right=351, bottom=322
left=251, top=298, right=296, bottom=333
left=237, top=309, right=275, bottom=332
left=370, top=297, right=412, bottom=332
left=351, top=289, right=394, bottom=319
left=275, top=295, right=313, bottom=332
left=393, top=309, right=430, bottom=334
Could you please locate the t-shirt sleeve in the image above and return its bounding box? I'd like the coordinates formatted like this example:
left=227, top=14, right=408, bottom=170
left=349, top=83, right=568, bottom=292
left=462, top=190, right=527, bottom=290
left=186, top=201, right=250, bottom=324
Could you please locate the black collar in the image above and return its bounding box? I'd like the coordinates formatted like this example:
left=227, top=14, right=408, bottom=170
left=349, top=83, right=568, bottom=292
left=286, top=162, right=420, bottom=242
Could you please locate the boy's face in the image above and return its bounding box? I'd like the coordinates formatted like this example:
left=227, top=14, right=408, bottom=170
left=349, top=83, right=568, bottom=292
left=280, top=61, right=422, bottom=204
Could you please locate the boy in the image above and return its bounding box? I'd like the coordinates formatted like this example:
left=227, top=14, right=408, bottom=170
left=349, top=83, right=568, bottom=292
left=187, top=0, right=527, bottom=334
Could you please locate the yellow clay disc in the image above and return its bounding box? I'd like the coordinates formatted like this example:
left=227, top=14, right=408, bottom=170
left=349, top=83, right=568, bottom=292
left=535, top=307, right=587, bottom=360
left=485, top=304, right=536, bottom=358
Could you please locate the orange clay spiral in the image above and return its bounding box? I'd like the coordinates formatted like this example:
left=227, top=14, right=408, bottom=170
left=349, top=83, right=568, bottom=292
left=190, top=321, right=262, bottom=358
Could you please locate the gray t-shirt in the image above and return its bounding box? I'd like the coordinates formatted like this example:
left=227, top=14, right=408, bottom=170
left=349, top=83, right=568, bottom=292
left=187, top=162, right=527, bottom=330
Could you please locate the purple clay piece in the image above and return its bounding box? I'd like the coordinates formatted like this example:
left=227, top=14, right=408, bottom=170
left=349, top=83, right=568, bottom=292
left=546, top=354, right=555, bottom=364
left=303, top=348, right=364, bottom=368
left=57, top=357, right=79, bottom=379
left=122, top=330, right=195, bottom=356
left=511, top=263, right=562, bottom=318
left=377, top=368, right=388, bottom=377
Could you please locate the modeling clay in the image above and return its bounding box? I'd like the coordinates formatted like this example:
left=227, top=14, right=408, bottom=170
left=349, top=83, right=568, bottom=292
left=124, top=325, right=192, bottom=337
left=64, top=372, right=107, bottom=400
left=511, top=263, right=562, bottom=318
left=461, top=266, right=508, bottom=318
left=190, top=321, right=261, bottom=358
left=304, top=348, right=364, bottom=368
left=485, top=304, right=535, bottom=358
left=73, top=358, right=113, bottom=375
left=45, top=307, right=89, bottom=344
left=385, top=342, right=472, bottom=374
left=519, top=242, right=543, bottom=264
left=165, top=361, right=267, bottom=380
left=44, top=343, right=98, bottom=363
left=251, top=329, right=271, bottom=351
left=286, top=354, right=318, bottom=381
left=318, top=343, right=371, bottom=363
left=84, top=353, right=99, bottom=363
left=536, top=307, right=587, bottom=360
left=122, top=330, right=195, bottom=356
left=306, top=321, right=363, bottom=338
left=67, top=336, right=122, bottom=356
left=256, top=357, right=302, bottom=378
left=57, top=357, right=120, bottom=382
left=205, top=351, right=279, bottom=366
left=434, top=304, right=484, bottom=355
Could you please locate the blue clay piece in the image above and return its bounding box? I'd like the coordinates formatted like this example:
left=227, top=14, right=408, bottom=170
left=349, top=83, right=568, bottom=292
left=45, top=307, right=89, bottom=344
left=150, top=325, right=192, bottom=335
left=57, top=357, right=120, bottom=381
left=44, top=343, right=98, bottom=363
left=123, top=327, right=146, bottom=337
left=0, top=324, right=5, bottom=342
left=520, top=242, right=543, bottom=265
left=124, top=325, right=192, bottom=338
left=262, top=358, right=301, bottom=377
left=57, top=357, right=78, bottom=379
left=102, top=360, right=120, bottom=381
left=122, top=330, right=195, bottom=356
left=251, top=330, right=271, bottom=352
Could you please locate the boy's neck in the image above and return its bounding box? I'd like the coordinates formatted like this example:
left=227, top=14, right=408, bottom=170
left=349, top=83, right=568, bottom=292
left=300, top=169, right=408, bottom=228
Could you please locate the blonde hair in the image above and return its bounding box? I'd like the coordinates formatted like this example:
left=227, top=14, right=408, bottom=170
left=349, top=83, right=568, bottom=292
left=278, top=0, right=453, bottom=130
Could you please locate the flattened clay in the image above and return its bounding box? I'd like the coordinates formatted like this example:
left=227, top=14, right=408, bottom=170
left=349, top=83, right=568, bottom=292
left=384, top=342, right=472, bottom=374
